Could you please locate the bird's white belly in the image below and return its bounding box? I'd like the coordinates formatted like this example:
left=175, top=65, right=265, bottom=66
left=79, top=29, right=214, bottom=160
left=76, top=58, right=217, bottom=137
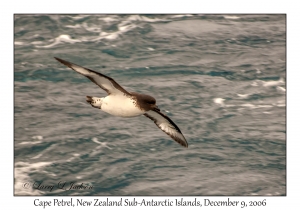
left=101, top=95, right=145, bottom=117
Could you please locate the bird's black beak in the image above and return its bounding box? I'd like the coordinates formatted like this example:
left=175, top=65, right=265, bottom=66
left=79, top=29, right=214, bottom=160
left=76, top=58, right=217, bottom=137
left=153, top=105, right=160, bottom=111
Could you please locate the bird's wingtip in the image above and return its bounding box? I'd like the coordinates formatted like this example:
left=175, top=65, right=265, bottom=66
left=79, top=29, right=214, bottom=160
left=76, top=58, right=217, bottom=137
left=54, top=57, right=64, bottom=63
left=181, top=140, right=188, bottom=148
left=54, top=57, right=72, bottom=68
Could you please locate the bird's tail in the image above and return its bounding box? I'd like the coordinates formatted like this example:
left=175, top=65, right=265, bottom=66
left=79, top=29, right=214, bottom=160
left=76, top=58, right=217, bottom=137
left=86, top=96, right=102, bottom=109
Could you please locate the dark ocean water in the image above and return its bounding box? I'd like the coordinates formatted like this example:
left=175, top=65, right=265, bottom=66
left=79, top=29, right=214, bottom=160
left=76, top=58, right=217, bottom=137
left=14, top=14, right=286, bottom=196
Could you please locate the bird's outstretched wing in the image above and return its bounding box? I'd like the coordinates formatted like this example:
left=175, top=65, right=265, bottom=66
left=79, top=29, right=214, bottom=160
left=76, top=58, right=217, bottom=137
left=55, top=57, right=131, bottom=96
left=144, top=109, right=188, bottom=148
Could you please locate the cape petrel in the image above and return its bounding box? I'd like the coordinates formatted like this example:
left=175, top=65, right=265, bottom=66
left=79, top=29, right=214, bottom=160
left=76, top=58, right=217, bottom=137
left=55, top=57, right=188, bottom=148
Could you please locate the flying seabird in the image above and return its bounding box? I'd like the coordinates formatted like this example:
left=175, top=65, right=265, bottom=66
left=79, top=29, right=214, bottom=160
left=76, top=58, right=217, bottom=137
left=54, top=57, right=188, bottom=148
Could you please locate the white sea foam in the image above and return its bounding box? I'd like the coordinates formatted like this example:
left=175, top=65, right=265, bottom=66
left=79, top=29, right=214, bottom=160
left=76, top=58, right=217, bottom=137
left=276, top=86, right=286, bottom=92
left=241, top=103, right=256, bottom=108
left=241, top=104, right=273, bottom=109
left=31, top=144, right=56, bottom=159
left=69, top=15, right=89, bottom=20
left=223, top=15, right=240, bottom=20
left=39, top=15, right=152, bottom=45
left=15, top=161, right=52, bottom=195
left=119, top=24, right=135, bottom=32
left=100, top=16, right=118, bottom=23
left=82, top=22, right=102, bottom=33
left=237, top=93, right=250, bottom=99
left=36, top=34, right=81, bottom=48
left=93, top=22, right=136, bottom=41
left=20, top=141, right=42, bottom=145
left=263, top=112, right=271, bottom=114
left=251, top=81, right=259, bottom=86
left=32, top=135, right=43, bottom=140
left=171, top=14, right=194, bottom=18
left=92, top=137, right=111, bottom=149
left=214, top=98, right=225, bottom=106
left=30, top=41, right=44, bottom=45
left=98, top=31, right=119, bottom=40
left=65, top=24, right=82, bottom=29
left=88, top=139, right=112, bottom=157
left=14, top=41, right=24, bottom=45
left=262, top=78, right=284, bottom=87
left=90, top=16, right=149, bottom=41
left=251, top=78, right=285, bottom=88
left=257, top=105, right=273, bottom=108
left=127, top=15, right=164, bottom=23
left=92, top=137, right=99, bottom=143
